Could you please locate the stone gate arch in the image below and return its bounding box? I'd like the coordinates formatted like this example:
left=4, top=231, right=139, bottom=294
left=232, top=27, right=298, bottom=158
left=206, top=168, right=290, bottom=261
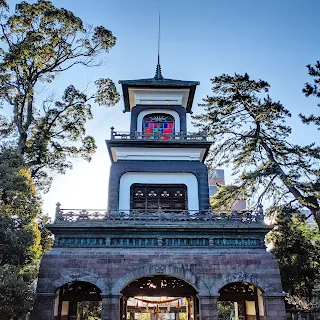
left=52, top=271, right=106, bottom=293
left=53, top=280, right=102, bottom=320
left=111, top=264, right=210, bottom=295
left=211, top=271, right=271, bottom=295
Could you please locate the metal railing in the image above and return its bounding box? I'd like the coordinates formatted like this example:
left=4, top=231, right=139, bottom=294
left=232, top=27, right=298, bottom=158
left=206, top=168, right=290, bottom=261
left=54, top=203, right=265, bottom=224
left=110, top=127, right=207, bottom=141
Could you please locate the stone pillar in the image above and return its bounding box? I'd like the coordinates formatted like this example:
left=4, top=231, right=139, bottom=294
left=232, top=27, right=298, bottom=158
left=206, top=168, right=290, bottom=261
left=32, top=293, right=56, bottom=320
left=101, top=294, right=121, bottom=320
left=199, top=295, right=219, bottom=320
left=264, top=295, right=286, bottom=320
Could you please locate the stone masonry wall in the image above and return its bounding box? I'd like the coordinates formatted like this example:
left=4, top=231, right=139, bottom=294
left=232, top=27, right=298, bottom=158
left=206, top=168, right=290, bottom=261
left=34, top=247, right=286, bottom=320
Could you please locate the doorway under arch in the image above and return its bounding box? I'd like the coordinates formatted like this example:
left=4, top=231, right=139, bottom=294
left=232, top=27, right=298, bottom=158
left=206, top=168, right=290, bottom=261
left=218, top=282, right=265, bottom=320
left=54, top=281, right=102, bottom=320
left=120, top=275, right=199, bottom=320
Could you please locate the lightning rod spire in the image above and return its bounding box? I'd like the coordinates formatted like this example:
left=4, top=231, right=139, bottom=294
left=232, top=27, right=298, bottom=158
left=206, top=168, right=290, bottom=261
left=154, top=2, right=163, bottom=80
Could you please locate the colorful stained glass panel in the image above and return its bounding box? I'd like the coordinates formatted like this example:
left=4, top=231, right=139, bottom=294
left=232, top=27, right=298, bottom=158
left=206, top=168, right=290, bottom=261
left=143, top=114, right=174, bottom=136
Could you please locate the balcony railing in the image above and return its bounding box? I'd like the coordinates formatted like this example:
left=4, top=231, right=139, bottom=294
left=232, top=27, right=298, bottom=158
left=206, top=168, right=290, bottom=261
left=110, top=127, right=207, bottom=141
left=53, top=203, right=265, bottom=225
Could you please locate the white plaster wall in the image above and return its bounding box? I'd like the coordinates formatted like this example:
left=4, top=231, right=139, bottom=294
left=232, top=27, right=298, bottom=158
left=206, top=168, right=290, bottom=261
left=136, top=109, right=180, bottom=133
left=128, top=88, right=190, bottom=110
left=112, top=147, right=206, bottom=161
left=119, top=172, right=199, bottom=211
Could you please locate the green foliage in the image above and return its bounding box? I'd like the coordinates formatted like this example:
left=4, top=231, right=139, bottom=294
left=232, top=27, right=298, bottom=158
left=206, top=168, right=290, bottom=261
left=267, top=206, right=320, bottom=310
left=193, top=73, right=320, bottom=225
left=301, top=61, right=320, bottom=129
left=218, top=301, right=235, bottom=320
left=0, top=0, right=120, bottom=190
left=0, top=1, right=119, bottom=317
left=77, top=301, right=102, bottom=320
left=38, top=214, right=54, bottom=254
left=0, top=212, right=40, bottom=266
left=0, top=147, right=46, bottom=318
left=0, top=148, right=30, bottom=202
left=0, top=265, right=34, bottom=320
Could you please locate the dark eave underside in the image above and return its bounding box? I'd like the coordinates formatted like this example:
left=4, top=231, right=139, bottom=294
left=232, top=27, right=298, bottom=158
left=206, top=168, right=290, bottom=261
left=47, top=223, right=272, bottom=234
left=119, top=78, right=199, bottom=86
left=119, top=78, right=199, bottom=113
left=106, top=140, right=212, bottom=163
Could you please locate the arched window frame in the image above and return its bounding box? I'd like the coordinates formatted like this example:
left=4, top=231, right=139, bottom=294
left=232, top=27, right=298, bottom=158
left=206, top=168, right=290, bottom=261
left=142, top=113, right=175, bottom=139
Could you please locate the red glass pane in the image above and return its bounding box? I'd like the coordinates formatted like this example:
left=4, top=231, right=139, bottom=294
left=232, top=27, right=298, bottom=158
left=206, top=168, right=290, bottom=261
left=142, top=114, right=175, bottom=134
left=145, top=129, right=152, bottom=133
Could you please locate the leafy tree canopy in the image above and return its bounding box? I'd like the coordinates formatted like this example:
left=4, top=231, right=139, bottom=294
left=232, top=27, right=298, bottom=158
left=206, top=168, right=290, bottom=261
left=193, top=73, right=320, bottom=226
left=0, top=147, right=47, bottom=318
left=0, top=0, right=120, bottom=190
left=267, top=206, right=320, bottom=310
left=0, top=265, right=35, bottom=320
left=0, top=1, right=116, bottom=316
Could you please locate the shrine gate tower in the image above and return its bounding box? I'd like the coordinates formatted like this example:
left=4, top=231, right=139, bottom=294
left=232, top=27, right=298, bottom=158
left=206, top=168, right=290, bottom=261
left=33, top=62, right=286, bottom=320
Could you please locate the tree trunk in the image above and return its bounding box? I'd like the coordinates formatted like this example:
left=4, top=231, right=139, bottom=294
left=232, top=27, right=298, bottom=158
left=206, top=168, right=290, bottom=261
left=260, top=139, right=320, bottom=228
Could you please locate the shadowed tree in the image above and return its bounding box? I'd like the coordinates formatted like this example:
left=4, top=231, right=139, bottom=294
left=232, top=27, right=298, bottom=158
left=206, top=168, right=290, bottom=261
left=267, top=206, right=320, bottom=311
left=0, top=147, right=44, bottom=319
left=0, top=0, right=120, bottom=190
left=193, top=73, right=320, bottom=226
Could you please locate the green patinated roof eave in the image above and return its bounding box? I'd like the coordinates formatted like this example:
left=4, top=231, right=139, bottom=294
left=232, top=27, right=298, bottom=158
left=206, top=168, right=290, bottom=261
left=105, top=139, right=212, bottom=163
left=118, top=78, right=200, bottom=113
left=46, top=222, right=272, bottom=235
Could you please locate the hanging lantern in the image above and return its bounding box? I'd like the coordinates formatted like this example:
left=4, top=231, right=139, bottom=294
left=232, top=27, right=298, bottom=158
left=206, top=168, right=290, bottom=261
left=136, top=300, right=139, bottom=308
left=146, top=304, right=149, bottom=312
left=177, top=300, right=180, bottom=308
left=156, top=304, right=160, bottom=313
left=167, top=305, right=171, bottom=312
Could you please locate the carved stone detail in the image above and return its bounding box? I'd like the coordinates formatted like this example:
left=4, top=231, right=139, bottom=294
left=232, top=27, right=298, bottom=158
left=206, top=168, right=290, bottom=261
left=155, top=266, right=165, bottom=273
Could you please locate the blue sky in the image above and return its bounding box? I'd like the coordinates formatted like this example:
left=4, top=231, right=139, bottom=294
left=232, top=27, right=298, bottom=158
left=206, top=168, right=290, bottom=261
left=5, top=0, right=320, bottom=217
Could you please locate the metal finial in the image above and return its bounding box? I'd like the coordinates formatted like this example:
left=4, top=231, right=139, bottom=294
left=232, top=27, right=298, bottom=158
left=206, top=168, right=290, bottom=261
left=154, top=3, right=163, bottom=80
left=55, top=202, right=61, bottom=220
left=155, top=57, right=163, bottom=80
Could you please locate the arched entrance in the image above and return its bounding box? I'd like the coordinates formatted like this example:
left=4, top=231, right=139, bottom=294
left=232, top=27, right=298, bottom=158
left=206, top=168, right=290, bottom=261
left=121, top=275, right=198, bottom=320
left=218, top=282, right=265, bottom=320
left=54, top=281, right=102, bottom=320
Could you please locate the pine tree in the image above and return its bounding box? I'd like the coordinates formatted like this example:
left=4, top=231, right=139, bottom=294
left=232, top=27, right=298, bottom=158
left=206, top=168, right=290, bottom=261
left=301, top=61, right=320, bottom=129
left=193, top=73, right=320, bottom=226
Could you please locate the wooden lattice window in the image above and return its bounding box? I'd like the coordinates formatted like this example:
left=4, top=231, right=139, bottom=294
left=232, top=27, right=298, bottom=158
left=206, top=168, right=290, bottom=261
left=130, top=184, right=187, bottom=210
left=143, top=114, right=174, bottom=140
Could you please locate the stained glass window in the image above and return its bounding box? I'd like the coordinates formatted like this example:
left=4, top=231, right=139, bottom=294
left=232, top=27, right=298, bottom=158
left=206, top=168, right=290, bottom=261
left=143, top=114, right=174, bottom=140
left=130, top=184, right=187, bottom=211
